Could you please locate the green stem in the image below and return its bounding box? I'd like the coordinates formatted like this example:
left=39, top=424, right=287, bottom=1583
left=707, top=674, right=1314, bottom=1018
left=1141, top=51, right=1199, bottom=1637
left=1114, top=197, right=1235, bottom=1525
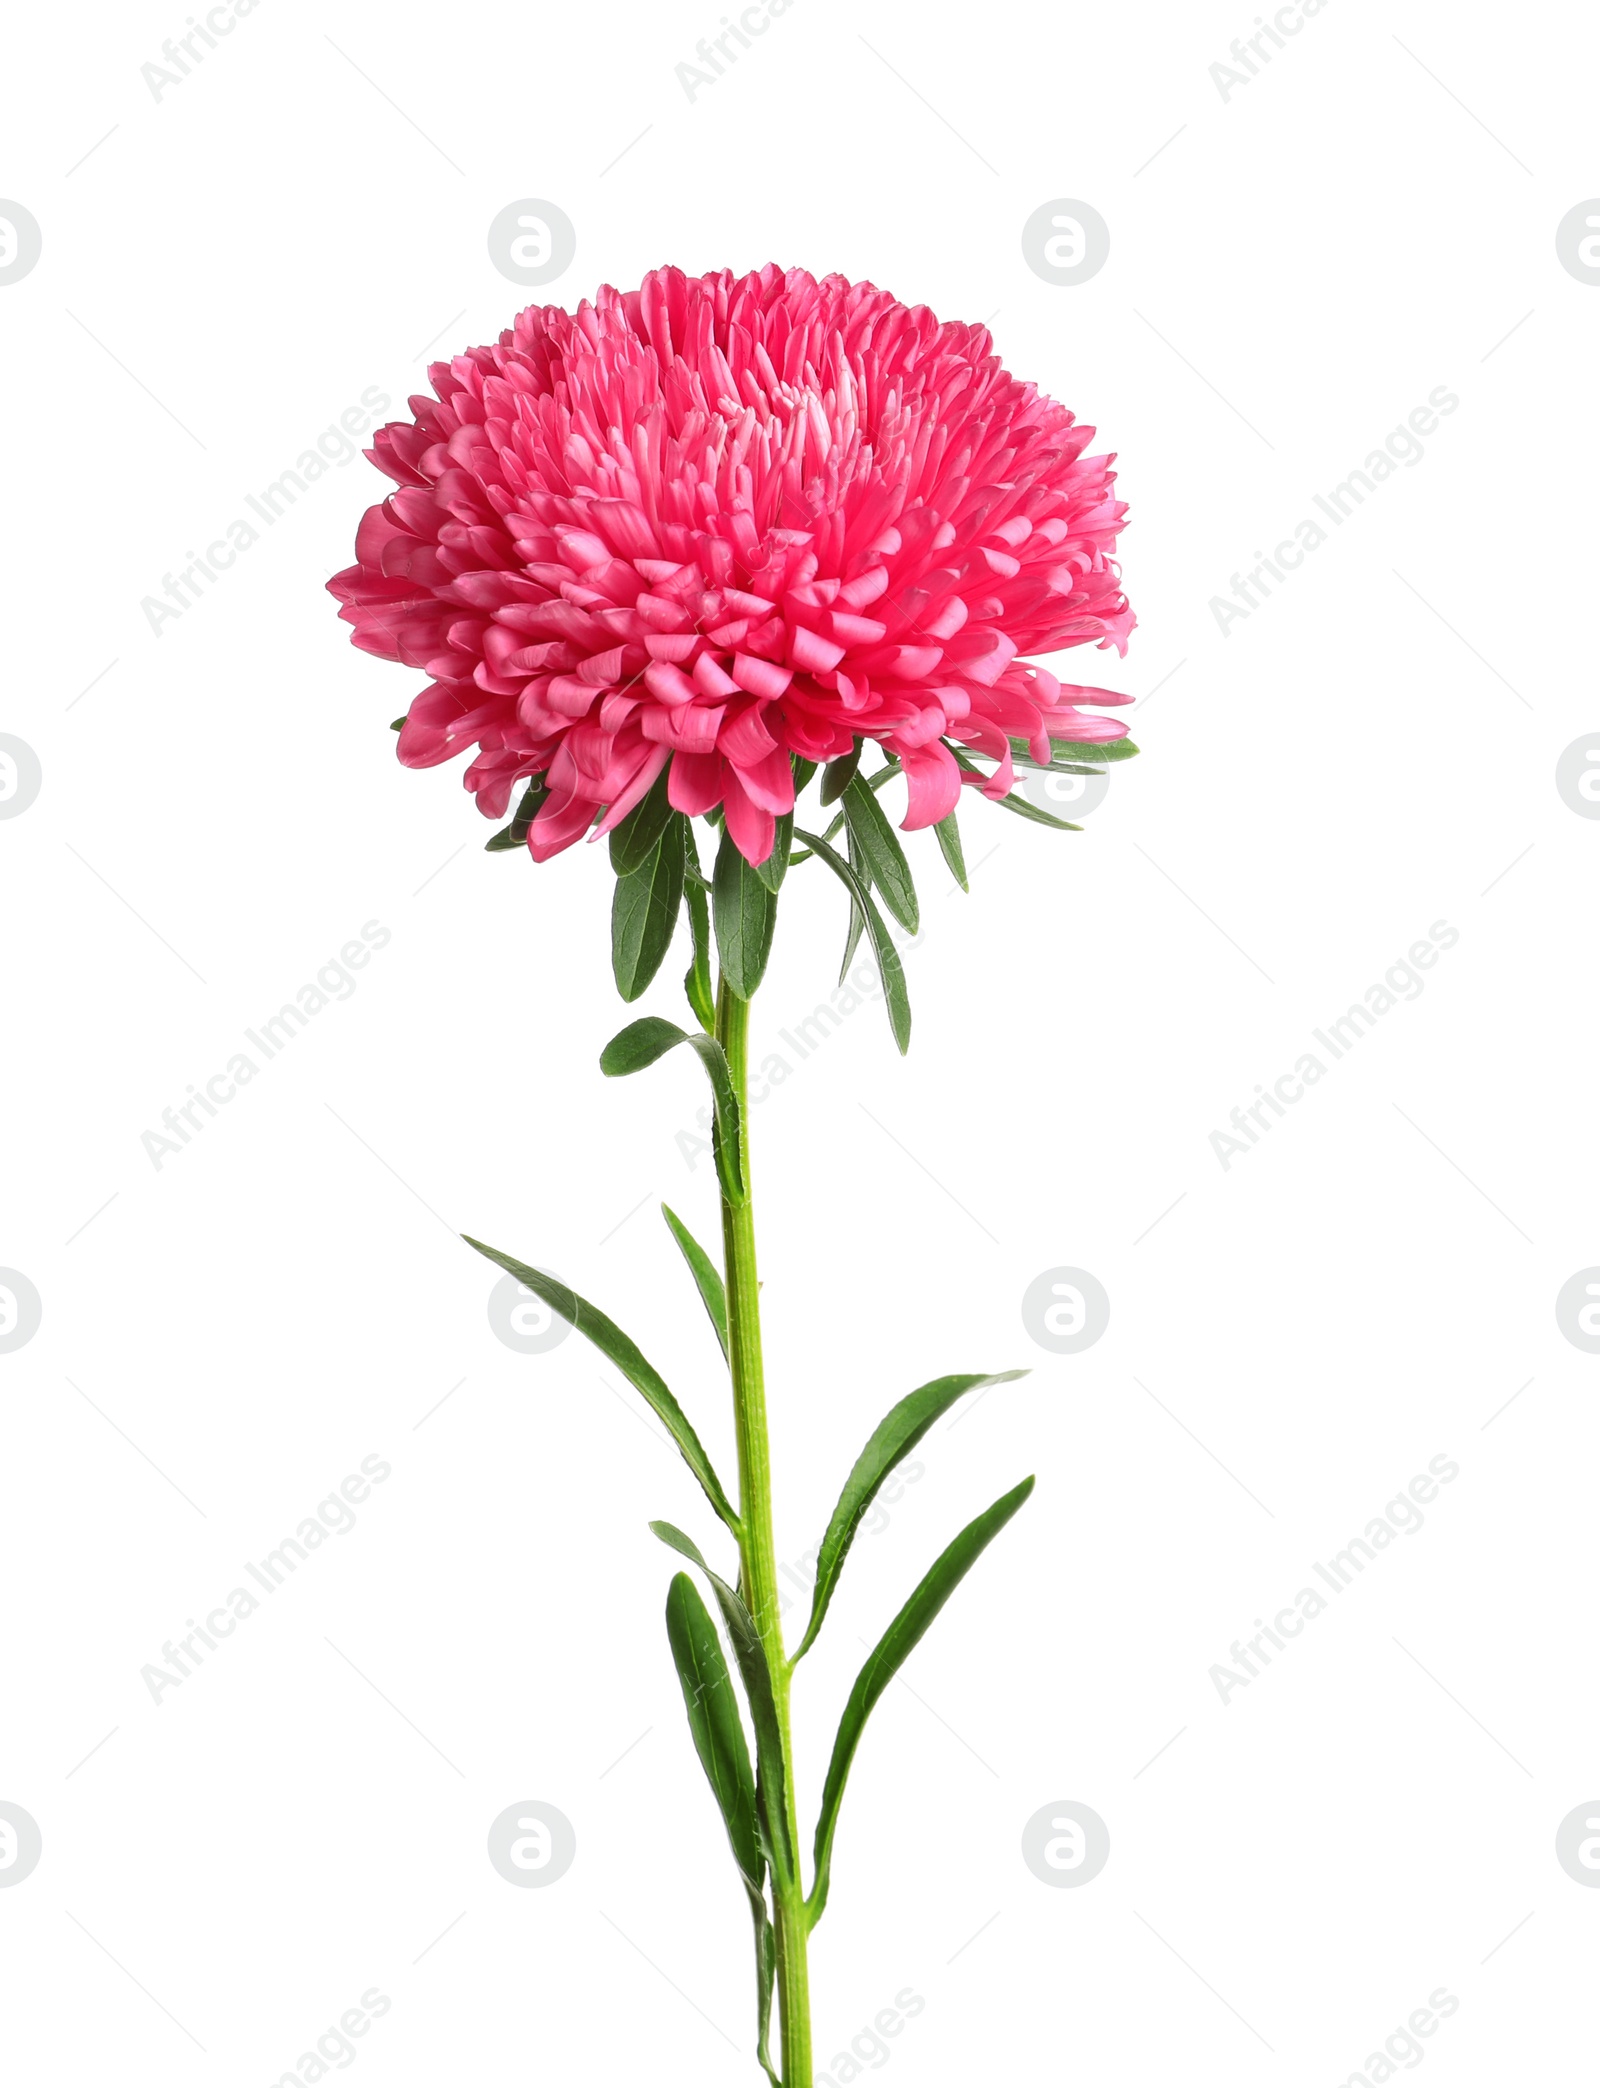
left=717, top=978, right=812, bottom=2088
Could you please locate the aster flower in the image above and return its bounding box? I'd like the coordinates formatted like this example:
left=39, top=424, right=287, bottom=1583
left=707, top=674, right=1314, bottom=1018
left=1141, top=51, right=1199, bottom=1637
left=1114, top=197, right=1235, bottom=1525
left=329, top=263, right=1139, bottom=2088
left=328, top=263, right=1135, bottom=878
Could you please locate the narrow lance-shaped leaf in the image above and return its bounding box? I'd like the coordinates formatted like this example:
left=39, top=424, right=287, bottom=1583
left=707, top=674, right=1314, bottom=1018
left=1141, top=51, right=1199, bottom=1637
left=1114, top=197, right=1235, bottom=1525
left=752, top=811, right=793, bottom=896
left=820, top=740, right=862, bottom=804
left=793, top=1371, right=1028, bottom=1661
left=600, top=1017, right=745, bottom=1204
left=664, top=1572, right=762, bottom=1891
left=682, top=824, right=715, bottom=1034
left=1014, top=757, right=1122, bottom=778
left=747, top=1890, right=780, bottom=2088
left=808, top=1475, right=1036, bottom=1923
left=818, top=756, right=901, bottom=848
left=460, top=1237, right=740, bottom=1535
left=791, top=759, right=904, bottom=862
left=662, top=1574, right=779, bottom=2084
left=934, top=808, right=968, bottom=892
left=485, top=776, right=548, bottom=852
left=612, top=815, right=687, bottom=1000
left=661, top=1203, right=728, bottom=1361
left=608, top=764, right=676, bottom=875
left=949, top=748, right=1080, bottom=831
left=987, top=791, right=1081, bottom=833
left=794, top=828, right=911, bottom=1055
left=837, top=821, right=867, bottom=984
left=650, top=1520, right=795, bottom=1889
left=712, top=825, right=778, bottom=1000
left=841, top=773, right=920, bottom=933
left=1007, top=734, right=1140, bottom=770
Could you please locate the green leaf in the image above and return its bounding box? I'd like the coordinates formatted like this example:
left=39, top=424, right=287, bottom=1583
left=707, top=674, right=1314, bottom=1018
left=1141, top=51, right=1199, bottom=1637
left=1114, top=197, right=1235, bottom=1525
left=682, top=825, right=716, bottom=1033
left=791, top=756, right=818, bottom=798
left=820, top=741, right=862, bottom=805
left=600, top=1017, right=744, bottom=1204
left=665, top=1573, right=762, bottom=1891
left=1007, top=734, right=1140, bottom=768
left=389, top=716, right=406, bottom=732
left=793, top=828, right=911, bottom=1054
left=793, top=1371, right=1028, bottom=1661
left=826, top=756, right=900, bottom=835
left=792, top=758, right=903, bottom=861
left=651, top=1521, right=794, bottom=1887
left=747, top=1893, right=780, bottom=2088
left=661, top=1204, right=728, bottom=1361
left=949, top=748, right=1080, bottom=831
left=712, top=826, right=778, bottom=1000
left=934, top=809, right=968, bottom=891
left=752, top=812, right=793, bottom=896
left=460, top=1237, right=740, bottom=1535
left=837, top=823, right=867, bottom=985
left=485, top=776, right=548, bottom=851
left=608, top=765, right=676, bottom=875
left=989, top=791, right=1082, bottom=832
left=841, top=776, right=919, bottom=933
left=1008, top=754, right=1115, bottom=777
left=612, top=816, right=686, bottom=1002
left=661, top=1572, right=780, bottom=2080
left=809, top=1475, right=1035, bottom=1923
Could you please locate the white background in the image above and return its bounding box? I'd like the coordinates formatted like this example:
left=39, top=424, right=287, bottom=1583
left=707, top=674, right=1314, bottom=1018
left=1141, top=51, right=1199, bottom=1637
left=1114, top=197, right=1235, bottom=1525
left=3, top=1, right=1598, bottom=2082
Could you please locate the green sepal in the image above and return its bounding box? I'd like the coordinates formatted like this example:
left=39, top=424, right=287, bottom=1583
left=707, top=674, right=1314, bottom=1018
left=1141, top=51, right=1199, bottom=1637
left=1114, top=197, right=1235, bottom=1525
left=793, top=1370, right=1028, bottom=1661
left=808, top=1476, right=1035, bottom=1924
left=460, top=1237, right=740, bottom=1535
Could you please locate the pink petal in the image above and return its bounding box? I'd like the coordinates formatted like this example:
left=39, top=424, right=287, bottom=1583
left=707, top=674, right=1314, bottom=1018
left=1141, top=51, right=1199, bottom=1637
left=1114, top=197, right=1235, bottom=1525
left=722, top=770, right=776, bottom=865
left=896, top=741, right=961, bottom=828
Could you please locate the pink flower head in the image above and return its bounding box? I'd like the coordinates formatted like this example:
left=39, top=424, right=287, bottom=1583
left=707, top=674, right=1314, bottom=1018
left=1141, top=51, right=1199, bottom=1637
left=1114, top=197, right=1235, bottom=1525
left=328, top=265, right=1134, bottom=866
